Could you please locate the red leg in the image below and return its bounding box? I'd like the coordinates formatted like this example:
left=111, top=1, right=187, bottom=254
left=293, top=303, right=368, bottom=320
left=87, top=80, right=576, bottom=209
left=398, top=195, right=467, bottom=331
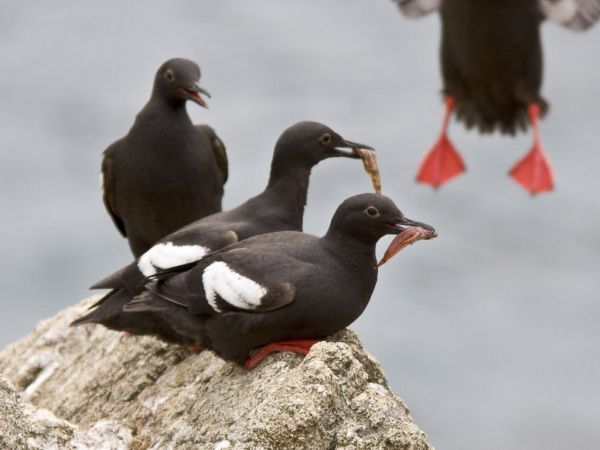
left=416, top=96, right=466, bottom=188
left=509, top=104, right=555, bottom=195
left=189, top=344, right=204, bottom=353
left=244, top=339, right=319, bottom=370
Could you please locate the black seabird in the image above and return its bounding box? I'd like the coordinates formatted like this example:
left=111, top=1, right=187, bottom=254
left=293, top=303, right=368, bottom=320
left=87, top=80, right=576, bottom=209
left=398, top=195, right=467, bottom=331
left=101, top=58, right=228, bottom=257
left=393, top=0, right=600, bottom=194
left=73, top=122, right=376, bottom=337
left=105, top=194, right=436, bottom=368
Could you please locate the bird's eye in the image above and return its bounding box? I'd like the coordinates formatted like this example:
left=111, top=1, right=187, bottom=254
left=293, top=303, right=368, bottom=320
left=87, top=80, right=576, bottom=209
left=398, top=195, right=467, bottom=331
left=319, top=133, right=332, bottom=145
left=366, top=206, right=380, bottom=217
left=164, top=69, right=175, bottom=82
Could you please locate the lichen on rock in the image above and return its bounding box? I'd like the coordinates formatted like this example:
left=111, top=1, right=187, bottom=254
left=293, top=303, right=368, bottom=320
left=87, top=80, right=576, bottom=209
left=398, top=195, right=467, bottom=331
left=0, top=297, right=433, bottom=449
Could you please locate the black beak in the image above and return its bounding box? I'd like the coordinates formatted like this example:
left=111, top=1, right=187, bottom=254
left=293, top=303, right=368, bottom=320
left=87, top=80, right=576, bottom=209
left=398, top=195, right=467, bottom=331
left=389, top=217, right=437, bottom=236
left=182, top=83, right=211, bottom=108
left=330, top=139, right=375, bottom=158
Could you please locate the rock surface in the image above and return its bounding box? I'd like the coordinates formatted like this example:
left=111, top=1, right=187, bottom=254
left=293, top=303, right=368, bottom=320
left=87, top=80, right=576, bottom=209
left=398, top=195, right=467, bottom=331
left=0, top=297, right=433, bottom=450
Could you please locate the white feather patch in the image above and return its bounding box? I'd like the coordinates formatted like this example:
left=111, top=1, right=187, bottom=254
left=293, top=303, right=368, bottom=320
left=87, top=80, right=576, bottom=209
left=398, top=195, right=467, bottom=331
left=138, top=242, right=209, bottom=276
left=202, top=261, right=267, bottom=313
left=541, top=0, right=578, bottom=22
left=396, top=0, right=441, bottom=17
left=99, top=172, right=104, bottom=196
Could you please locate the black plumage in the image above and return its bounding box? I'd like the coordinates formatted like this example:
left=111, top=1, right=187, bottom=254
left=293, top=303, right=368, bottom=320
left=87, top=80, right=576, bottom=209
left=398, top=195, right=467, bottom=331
left=73, top=122, right=374, bottom=337
left=112, top=194, right=436, bottom=367
left=101, top=58, right=227, bottom=257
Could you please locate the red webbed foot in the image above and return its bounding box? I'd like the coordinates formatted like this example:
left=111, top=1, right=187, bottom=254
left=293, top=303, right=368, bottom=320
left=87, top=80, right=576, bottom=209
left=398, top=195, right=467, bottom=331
left=509, top=104, right=555, bottom=195
left=189, top=344, right=204, bottom=353
left=416, top=96, right=466, bottom=188
left=244, top=339, right=319, bottom=370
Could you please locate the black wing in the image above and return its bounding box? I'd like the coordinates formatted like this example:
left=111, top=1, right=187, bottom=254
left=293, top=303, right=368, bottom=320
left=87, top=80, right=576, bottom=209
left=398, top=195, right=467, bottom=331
left=540, top=0, right=600, bottom=30
left=90, top=224, right=240, bottom=291
left=196, top=125, right=228, bottom=183
left=100, top=152, right=126, bottom=237
left=125, top=247, right=313, bottom=317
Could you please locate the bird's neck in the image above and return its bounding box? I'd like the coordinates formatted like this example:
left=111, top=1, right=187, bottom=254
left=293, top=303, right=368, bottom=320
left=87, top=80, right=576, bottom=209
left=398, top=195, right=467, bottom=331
left=262, top=164, right=312, bottom=230
left=321, top=229, right=378, bottom=269
left=137, top=96, right=192, bottom=125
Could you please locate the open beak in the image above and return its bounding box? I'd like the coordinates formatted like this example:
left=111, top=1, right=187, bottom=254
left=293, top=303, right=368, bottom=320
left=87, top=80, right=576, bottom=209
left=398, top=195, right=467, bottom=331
left=330, top=140, right=375, bottom=158
left=388, top=217, right=436, bottom=235
left=181, top=83, right=211, bottom=108
left=378, top=217, right=437, bottom=267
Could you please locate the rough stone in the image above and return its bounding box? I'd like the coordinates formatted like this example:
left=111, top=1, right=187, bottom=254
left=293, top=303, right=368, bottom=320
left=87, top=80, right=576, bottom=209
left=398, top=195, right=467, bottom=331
left=0, top=296, right=433, bottom=450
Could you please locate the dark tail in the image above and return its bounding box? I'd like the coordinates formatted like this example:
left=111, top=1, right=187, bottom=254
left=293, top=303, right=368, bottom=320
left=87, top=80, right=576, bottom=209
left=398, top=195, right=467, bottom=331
left=449, top=88, right=548, bottom=136
left=71, top=289, right=131, bottom=327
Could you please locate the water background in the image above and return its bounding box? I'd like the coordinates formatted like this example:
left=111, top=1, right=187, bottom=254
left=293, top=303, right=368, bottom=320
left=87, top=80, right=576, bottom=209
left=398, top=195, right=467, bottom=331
left=1, top=2, right=599, bottom=448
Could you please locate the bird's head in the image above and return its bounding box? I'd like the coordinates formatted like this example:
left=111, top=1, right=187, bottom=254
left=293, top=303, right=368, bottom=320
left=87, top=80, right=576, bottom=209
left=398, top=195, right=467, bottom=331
left=327, top=193, right=436, bottom=246
left=152, top=58, right=211, bottom=108
left=271, top=121, right=373, bottom=169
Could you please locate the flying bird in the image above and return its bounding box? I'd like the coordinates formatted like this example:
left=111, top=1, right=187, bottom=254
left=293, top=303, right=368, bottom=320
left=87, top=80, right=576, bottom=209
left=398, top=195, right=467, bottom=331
left=73, top=122, right=378, bottom=338
left=101, top=58, right=228, bottom=256
left=393, top=0, right=600, bottom=194
left=81, top=194, right=436, bottom=369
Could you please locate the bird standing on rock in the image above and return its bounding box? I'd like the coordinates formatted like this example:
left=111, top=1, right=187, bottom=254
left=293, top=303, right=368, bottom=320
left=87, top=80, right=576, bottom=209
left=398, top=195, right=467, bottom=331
left=393, top=0, right=600, bottom=194
left=73, top=122, right=379, bottom=340
left=101, top=58, right=228, bottom=257
left=115, top=194, right=436, bottom=369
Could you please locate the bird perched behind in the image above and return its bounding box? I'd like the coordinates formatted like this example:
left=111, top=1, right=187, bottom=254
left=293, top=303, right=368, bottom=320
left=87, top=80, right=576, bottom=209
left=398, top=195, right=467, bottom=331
left=393, top=0, right=600, bottom=194
left=85, top=194, right=437, bottom=369
left=101, top=58, right=228, bottom=256
left=73, top=121, right=378, bottom=340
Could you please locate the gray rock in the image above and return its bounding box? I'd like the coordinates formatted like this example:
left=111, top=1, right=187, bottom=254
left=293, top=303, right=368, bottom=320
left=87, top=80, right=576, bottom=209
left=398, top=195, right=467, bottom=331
left=0, top=374, right=132, bottom=450
left=0, top=297, right=433, bottom=450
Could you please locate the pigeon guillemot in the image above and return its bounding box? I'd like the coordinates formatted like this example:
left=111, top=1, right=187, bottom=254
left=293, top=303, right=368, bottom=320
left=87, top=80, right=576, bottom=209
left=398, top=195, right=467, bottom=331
left=393, top=0, right=600, bottom=194
left=101, top=58, right=228, bottom=257
left=72, top=122, right=377, bottom=338
left=111, top=193, right=436, bottom=369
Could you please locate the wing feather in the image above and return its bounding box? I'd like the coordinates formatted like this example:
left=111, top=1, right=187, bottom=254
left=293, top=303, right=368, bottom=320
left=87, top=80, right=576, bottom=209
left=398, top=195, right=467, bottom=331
left=101, top=154, right=126, bottom=237
left=540, top=0, right=600, bottom=30
left=392, top=0, right=441, bottom=17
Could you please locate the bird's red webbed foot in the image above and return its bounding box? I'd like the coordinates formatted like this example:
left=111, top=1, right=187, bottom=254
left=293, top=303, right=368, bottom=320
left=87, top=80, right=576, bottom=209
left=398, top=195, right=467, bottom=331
left=189, top=344, right=204, bottom=353
left=509, top=103, right=555, bottom=195
left=416, top=96, right=466, bottom=188
left=244, top=339, right=319, bottom=370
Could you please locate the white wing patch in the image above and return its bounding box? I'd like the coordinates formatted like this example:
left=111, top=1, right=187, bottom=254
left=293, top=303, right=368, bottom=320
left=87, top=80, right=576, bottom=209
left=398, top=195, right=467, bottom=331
left=138, top=242, right=209, bottom=276
left=202, top=261, right=267, bottom=313
left=540, top=0, right=600, bottom=30
left=394, top=0, right=441, bottom=18
left=99, top=172, right=104, bottom=196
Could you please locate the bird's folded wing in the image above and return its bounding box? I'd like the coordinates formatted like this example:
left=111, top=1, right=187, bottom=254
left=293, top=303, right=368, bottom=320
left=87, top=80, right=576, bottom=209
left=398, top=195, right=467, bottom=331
left=130, top=248, right=309, bottom=316
left=196, top=125, right=228, bottom=183
left=540, top=0, right=600, bottom=30
left=190, top=248, right=309, bottom=314
left=90, top=225, right=240, bottom=291
left=392, top=0, right=441, bottom=17
left=100, top=154, right=126, bottom=237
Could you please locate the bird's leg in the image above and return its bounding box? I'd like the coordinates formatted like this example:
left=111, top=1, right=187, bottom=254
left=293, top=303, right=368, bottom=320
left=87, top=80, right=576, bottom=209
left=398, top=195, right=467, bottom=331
left=509, top=104, right=554, bottom=193
left=416, top=96, right=466, bottom=188
left=244, top=339, right=319, bottom=370
left=189, top=344, right=204, bottom=353
left=508, top=103, right=555, bottom=195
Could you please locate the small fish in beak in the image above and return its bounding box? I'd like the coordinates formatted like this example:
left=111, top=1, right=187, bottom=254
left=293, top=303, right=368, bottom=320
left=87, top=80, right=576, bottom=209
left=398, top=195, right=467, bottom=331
left=378, top=225, right=437, bottom=267
left=355, top=147, right=382, bottom=194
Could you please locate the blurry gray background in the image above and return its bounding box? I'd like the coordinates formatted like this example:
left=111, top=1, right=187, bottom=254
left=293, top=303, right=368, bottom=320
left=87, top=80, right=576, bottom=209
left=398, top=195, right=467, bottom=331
left=1, top=1, right=599, bottom=448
